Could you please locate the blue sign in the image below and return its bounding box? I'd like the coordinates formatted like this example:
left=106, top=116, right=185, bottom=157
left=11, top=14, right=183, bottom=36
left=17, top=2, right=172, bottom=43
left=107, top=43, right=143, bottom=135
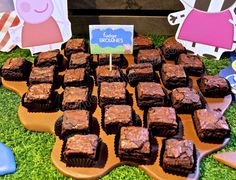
left=219, top=52, right=236, bottom=101
left=89, top=25, right=134, bottom=54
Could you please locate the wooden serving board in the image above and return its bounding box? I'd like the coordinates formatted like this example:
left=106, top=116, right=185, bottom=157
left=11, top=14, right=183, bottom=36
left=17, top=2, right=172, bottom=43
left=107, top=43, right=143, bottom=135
left=2, top=55, right=232, bottom=180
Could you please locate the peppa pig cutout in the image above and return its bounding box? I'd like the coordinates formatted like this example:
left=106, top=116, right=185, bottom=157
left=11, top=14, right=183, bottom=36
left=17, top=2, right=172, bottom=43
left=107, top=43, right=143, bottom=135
left=0, top=0, right=20, bottom=52
left=8, top=0, right=72, bottom=54
left=168, top=0, right=236, bottom=59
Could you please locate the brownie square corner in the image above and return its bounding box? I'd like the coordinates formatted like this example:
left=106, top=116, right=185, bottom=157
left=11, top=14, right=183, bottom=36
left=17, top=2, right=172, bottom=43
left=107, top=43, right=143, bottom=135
left=61, top=110, right=91, bottom=137
left=99, top=82, right=127, bottom=108
left=96, top=65, right=123, bottom=84
left=103, top=105, right=133, bottom=134
left=29, top=65, right=55, bottom=85
left=137, top=49, right=163, bottom=69
left=162, top=37, right=186, bottom=60
left=136, top=82, right=167, bottom=108
left=1, top=57, right=32, bottom=81
left=62, top=87, right=90, bottom=111
left=193, top=109, right=230, bottom=141
left=177, top=54, right=204, bottom=76
left=126, top=63, right=155, bottom=86
left=147, top=107, right=178, bottom=137
left=198, top=75, right=231, bottom=98
left=69, top=52, right=91, bottom=69
left=63, top=134, right=100, bottom=166
left=22, top=83, right=55, bottom=111
left=65, top=38, right=87, bottom=57
left=63, top=68, right=88, bottom=87
left=133, top=36, right=154, bottom=52
left=161, top=64, right=188, bottom=89
left=118, top=126, right=151, bottom=161
left=171, top=87, right=203, bottom=113
left=162, top=138, right=195, bottom=173
left=36, top=50, right=61, bottom=67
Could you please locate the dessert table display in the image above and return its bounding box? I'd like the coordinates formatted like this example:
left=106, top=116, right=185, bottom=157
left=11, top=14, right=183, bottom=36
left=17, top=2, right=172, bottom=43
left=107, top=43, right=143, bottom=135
left=1, top=36, right=233, bottom=179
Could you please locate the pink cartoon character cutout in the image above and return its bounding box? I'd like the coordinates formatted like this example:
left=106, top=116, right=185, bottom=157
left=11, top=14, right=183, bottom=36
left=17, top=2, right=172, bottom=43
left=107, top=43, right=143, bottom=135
left=168, top=0, right=236, bottom=59
left=9, top=0, right=71, bottom=54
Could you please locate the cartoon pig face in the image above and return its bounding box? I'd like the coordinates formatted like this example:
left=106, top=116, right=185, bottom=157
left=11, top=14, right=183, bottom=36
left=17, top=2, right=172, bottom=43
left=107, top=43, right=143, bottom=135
left=16, top=0, right=54, bottom=24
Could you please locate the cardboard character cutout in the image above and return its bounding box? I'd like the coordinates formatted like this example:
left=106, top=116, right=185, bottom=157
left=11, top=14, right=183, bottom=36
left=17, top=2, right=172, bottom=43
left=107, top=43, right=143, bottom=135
left=168, top=0, right=236, bottom=59
left=0, top=0, right=20, bottom=52
left=6, top=0, right=71, bottom=54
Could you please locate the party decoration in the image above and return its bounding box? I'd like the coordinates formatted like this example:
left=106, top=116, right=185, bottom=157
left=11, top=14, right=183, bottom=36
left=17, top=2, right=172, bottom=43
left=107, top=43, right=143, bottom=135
left=0, top=0, right=20, bottom=52
left=89, top=25, right=134, bottom=54
left=219, top=52, right=236, bottom=101
left=8, top=0, right=72, bottom=54
left=0, top=142, right=16, bottom=176
left=90, top=25, right=134, bottom=70
left=168, top=0, right=236, bottom=59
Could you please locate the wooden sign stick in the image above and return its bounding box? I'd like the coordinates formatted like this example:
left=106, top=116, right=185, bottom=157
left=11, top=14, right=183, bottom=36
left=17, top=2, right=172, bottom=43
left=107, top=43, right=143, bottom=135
left=109, top=54, right=112, bottom=71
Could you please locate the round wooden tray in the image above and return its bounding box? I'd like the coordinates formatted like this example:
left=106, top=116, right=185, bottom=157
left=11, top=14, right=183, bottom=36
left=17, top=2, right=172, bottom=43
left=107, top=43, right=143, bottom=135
left=2, top=55, right=232, bottom=180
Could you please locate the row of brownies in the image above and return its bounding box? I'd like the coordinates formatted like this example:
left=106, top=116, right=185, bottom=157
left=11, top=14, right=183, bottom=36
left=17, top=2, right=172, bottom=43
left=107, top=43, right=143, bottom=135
left=0, top=36, right=232, bottom=175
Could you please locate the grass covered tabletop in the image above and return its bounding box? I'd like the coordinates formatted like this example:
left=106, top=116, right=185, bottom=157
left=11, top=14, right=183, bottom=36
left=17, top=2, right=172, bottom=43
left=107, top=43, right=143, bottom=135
left=0, top=36, right=236, bottom=180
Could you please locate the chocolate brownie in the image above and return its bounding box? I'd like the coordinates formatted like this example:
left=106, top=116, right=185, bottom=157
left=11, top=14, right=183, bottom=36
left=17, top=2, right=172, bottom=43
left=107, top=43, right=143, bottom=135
left=133, top=36, right=154, bottom=51
left=22, top=83, right=56, bottom=112
left=29, top=66, right=56, bottom=85
left=103, top=105, right=133, bottom=134
left=136, top=82, right=168, bottom=108
left=177, top=54, right=204, bottom=76
left=96, top=65, right=123, bottom=84
left=193, top=109, right=230, bottom=141
left=99, top=82, right=127, bottom=108
left=62, top=87, right=90, bottom=111
left=69, top=52, right=92, bottom=69
left=171, top=87, right=203, bottom=113
left=137, top=49, right=163, bottom=69
left=118, top=126, right=151, bottom=161
left=162, top=37, right=186, bottom=60
left=147, top=107, right=177, bottom=137
left=60, top=110, right=91, bottom=138
left=1, top=57, right=32, bottom=81
left=198, top=75, right=231, bottom=98
left=35, top=50, right=62, bottom=67
left=98, top=54, right=122, bottom=67
left=63, top=134, right=100, bottom=167
left=65, top=39, right=87, bottom=57
left=162, top=138, right=195, bottom=174
left=161, top=64, right=188, bottom=89
left=63, top=68, right=88, bottom=87
left=126, top=63, right=156, bottom=86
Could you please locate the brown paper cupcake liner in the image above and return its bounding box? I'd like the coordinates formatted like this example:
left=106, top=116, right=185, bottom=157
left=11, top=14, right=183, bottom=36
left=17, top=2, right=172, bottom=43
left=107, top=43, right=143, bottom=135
left=61, top=137, right=101, bottom=167
left=160, top=138, right=197, bottom=176
left=22, top=92, right=59, bottom=112
left=114, top=127, right=154, bottom=165
left=60, top=91, right=94, bottom=111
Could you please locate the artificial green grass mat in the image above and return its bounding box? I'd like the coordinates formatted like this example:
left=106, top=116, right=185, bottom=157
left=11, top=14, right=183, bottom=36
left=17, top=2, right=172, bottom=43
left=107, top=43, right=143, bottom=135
left=0, top=36, right=235, bottom=180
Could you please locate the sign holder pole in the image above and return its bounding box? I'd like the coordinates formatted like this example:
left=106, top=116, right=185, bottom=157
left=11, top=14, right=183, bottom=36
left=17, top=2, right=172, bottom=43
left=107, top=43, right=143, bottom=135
left=109, top=54, right=112, bottom=71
